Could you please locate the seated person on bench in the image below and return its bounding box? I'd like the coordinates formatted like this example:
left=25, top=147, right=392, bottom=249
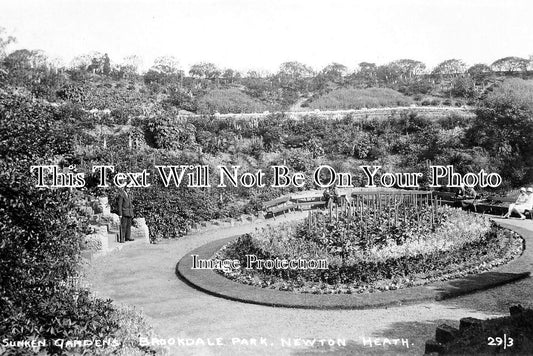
left=456, top=184, right=477, bottom=199
left=456, top=184, right=477, bottom=210
left=504, top=187, right=533, bottom=220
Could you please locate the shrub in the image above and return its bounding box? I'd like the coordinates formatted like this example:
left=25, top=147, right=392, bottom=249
left=0, top=91, right=158, bottom=355
left=145, top=115, right=197, bottom=150
left=197, top=88, right=267, bottom=114
left=469, top=78, right=533, bottom=186
left=57, top=83, right=86, bottom=103
left=308, top=87, right=413, bottom=110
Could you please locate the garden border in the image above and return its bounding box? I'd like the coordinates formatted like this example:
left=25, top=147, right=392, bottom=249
left=176, top=220, right=531, bottom=309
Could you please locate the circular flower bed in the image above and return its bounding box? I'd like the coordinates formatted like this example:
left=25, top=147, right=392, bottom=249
left=215, top=205, right=523, bottom=294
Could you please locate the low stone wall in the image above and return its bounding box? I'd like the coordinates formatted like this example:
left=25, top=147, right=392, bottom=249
left=185, top=212, right=267, bottom=235
left=79, top=196, right=150, bottom=257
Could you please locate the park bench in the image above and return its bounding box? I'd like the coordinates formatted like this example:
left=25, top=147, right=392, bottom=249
left=263, top=195, right=295, bottom=218
left=296, top=200, right=326, bottom=211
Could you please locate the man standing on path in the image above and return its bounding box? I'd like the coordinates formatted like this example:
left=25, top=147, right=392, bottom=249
left=118, top=187, right=134, bottom=242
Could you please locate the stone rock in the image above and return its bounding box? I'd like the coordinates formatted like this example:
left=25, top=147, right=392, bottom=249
left=509, top=305, right=524, bottom=317
left=435, top=324, right=459, bottom=344
left=424, top=340, right=444, bottom=354
left=459, top=317, right=483, bottom=331
left=131, top=218, right=149, bottom=243
left=100, top=213, right=114, bottom=223
left=94, top=225, right=108, bottom=235
left=84, top=232, right=108, bottom=252
left=98, top=196, right=111, bottom=215
left=240, top=214, right=254, bottom=223
left=102, top=213, right=120, bottom=231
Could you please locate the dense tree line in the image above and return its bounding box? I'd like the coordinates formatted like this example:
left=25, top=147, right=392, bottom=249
left=2, top=26, right=533, bottom=112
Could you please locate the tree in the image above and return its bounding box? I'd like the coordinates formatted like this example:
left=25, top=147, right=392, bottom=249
left=432, top=59, right=467, bottom=79
left=0, top=27, right=16, bottom=59
left=189, top=62, right=221, bottom=80
left=221, top=68, right=241, bottom=84
left=491, top=56, right=529, bottom=74
left=102, top=53, right=111, bottom=75
left=152, top=56, right=180, bottom=75
left=4, top=49, right=35, bottom=70
left=2, top=49, right=65, bottom=99
left=144, top=56, right=182, bottom=88
left=376, top=63, right=401, bottom=86
left=245, top=69, right=269, bottom=79
left=467, top=63, right=491, bottom=79
left=118, top=54, right=143, bottom=78
left=450, top=76, right=477, bottom=99
left=354, top=62, right=377, bottom=87
left=70, top=51, right=104, bottom=72
left=276, top=61, right=315, bottom=97
left=319, top=62, right=347, bottom=84
left=391, top=59, right=426, bottom=80
left=467, top=63, right=493, bottom=88
left=373, top=60, right=426, bottom=87
left=431, top=59, right=468, bottom=98
left=277, top=61, right=314, bottom=81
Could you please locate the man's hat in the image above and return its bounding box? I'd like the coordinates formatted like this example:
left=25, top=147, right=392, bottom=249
left=520, top=187, right=526, bottom=192
left=527, top=188, right=533, bottom=193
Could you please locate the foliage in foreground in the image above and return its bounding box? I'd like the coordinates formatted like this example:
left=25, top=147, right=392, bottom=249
left=0, top=91, right=158, bottom=355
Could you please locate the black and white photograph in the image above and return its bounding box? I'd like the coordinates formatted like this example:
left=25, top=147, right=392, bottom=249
left=1, top=1, right=533, bottom=355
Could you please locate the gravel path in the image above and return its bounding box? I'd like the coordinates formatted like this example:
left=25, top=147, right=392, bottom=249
left=86, top=214, right=533, bottom=355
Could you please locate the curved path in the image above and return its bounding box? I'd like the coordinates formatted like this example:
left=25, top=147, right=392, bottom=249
left=86, top=215, right=533, bottom=355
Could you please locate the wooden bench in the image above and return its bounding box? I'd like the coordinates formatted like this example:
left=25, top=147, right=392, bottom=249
left=263, top=195, right=291, bottom=209
left=296, top=200, right=326, bottom=211
left=263, top=195, right=295, bottom=219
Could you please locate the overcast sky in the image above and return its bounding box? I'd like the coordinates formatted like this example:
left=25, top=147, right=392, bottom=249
left=1, top=0, right=532, bottom=73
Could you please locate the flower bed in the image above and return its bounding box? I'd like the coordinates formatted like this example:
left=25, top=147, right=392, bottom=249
left=216, top=206, right=523, bottom=294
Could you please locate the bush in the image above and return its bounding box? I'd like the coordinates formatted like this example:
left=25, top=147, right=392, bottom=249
left=308, top=87, right=413, bottom=110
left=0, top=91, right=158, bottom=355
left=197, top=88, right=267, bottom=114
left=469, top=78, right=533, bottom=186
